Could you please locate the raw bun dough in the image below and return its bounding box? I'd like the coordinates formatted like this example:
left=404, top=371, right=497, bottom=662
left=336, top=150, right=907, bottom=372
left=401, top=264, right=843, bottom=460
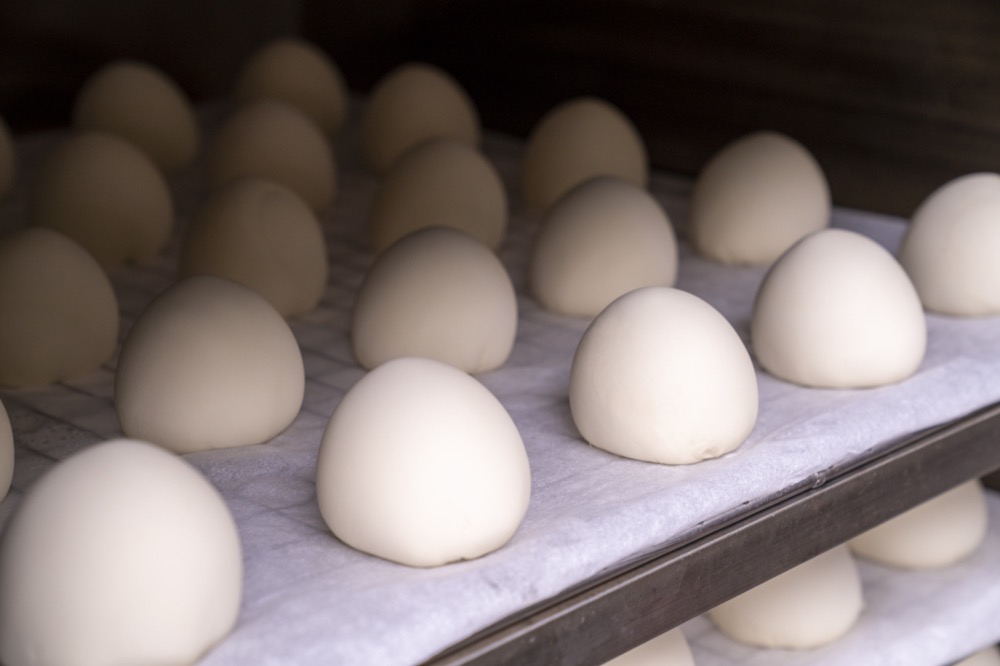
left=569, top=286, right=757, bottom=464
left=206, top=100, right=336, bottom=210
left=603, top=628, right=694, bottom=666
left=178, top=177, right=328, bottom=317
left=689, top=131, right=830, bottom=265
left=898, top=172, right=1000, bottom=316
left=315, top=356, right=531, bottom=567
left=28, top=131, right=173, bottom=267
left=361, top=62, right=480, bottom=173
left=0, top=439, right=242, bottom=666
left=351, top=227, right=517, bottom=373
left=956, top=647, right=1000, bottom=666
left=72, top=59, right=199, bottom=171
left=708, top=545, right=863, bottom=649
left=0, top=115, right=15, bottom=197
left=751, top=228, right=926, bottom=388
left=0, top=398, right=12, bottom=502
left=0, top=228, right=118, bottom=388
left=234, top=37, right=349, bottom=136
left=114, top=275, right=304, bottom=453
left=369, top=137, right=507, bottom=253
left=521, top=96, right=648, bottom=213
left=848, top=480, right=988, bottom=569
left=530, top=176, right=678, bottom=317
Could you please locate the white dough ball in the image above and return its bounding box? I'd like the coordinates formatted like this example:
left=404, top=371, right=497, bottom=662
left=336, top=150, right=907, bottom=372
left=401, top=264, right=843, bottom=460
left=956, top=647, right=1000, bottom=666
left=689, top=131, right=830, bottom=265
left=898, top=172, right=1000, bottom=316
left=751, top=228, right=926, bottom=388
left=316, top=356, right=531, bottom=567
left=361, top=62, right=480, bottom=173
left=351, top=227, right=517, bottom=373
left=849, top=480, right=988, bottom=569
left=521, top=96, right=648, bottom=214
left=708, top=545, right=863, bottom=649
left=179, top=177, right=329, bottom=317
left=0, top=398, right=12, bottom=502
left=206, top=100, right=336, bottom=210
left=530, top=177, right=678, bottom=317
left=570, top=287, right=758, bottom=464
left=603, top=628, right=694, bottom=666
left=0, top=115, right=16, bottom=197
left=235, top=37, right=349, bottom=136
left=114, top=275, right=304, bottom=453
left=0, top=228, right=118, bottom=388
left=0, top=439, right=242, bottom=666
left=28, top=131, right=173, bottom=267
left=72, top=59, right=199, bottom=172
left=369, top=137, right=507, bottom=253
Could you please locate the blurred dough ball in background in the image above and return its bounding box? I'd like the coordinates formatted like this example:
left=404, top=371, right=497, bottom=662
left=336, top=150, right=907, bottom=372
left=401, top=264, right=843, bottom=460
left=602, top=628, right=694, bottom=666
left=0, top=398, right=12, bottom=502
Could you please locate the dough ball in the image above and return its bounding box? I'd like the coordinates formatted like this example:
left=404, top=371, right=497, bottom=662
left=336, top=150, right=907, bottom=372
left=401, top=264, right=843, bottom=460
left=521, top=96, right=648, bottom=214
left=206, top=100, right=336, bottom=210
left=351, top=227, right=517, bottom=373
left=530, top=176, right=678, bottom=317
left=178, top=177, right=328, bottom=317
left=603, top=628, right=694, bottom=666
left=0, top=115, right=16, bottom=198
left=751, top=228, right=926, bottom=388
left=956, top=647, right=1000, bottom=666
left=361, top=62, right=480, bottom=173
left=0, top=228, right=119, bottom=388
left=114, top=275, right=304, bottom=453
left=72, top=59, right=199, bottom=171
left=689, top=131, right=830, bottom=265
left=569, top=286, right=757, bottom=465
left=28, top=131, right=173, bottom=267
left=898, top=172, right=1000, bottom=316
left=0, top=439, right=242, bottom=666
left=708, top=545, right=863, bottom=649
left=316, top=356, right=531, bottom=567
left=369, top=137, right=507, bottom=253
left=848, top=480, right=988, bottom=569
left=234, top=36, right=349, bottom=136
left=0, top=398, right=12, bottom=502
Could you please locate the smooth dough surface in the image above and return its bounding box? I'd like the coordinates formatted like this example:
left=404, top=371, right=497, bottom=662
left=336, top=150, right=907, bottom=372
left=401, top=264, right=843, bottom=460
left=708, top=545, right=864, bottom=649
left=315, top=356, right=531, bottom=567
left=369, top=137, right=507, bottom=252
left=178, top=177, right=329, bottom=317
left=28, top=131, right=173, bottom=267
left=0, top=115, right=15, bottom=197
left=234, top=37, right=349, bottom=136
left=114, top=275, right=304, bottom=453
left=603, top=628, right=694, bottom=666
left=569, top=286, right=758, bottom=464
left=0, top=439, right=242, bottom=666
left=848, top=480, right=988, bottom=569
left=521, top=96, right=648, bottom=214
left=530, top=176, right=678, bottom=317
left=0, top=398, right=11, bottom=502
left=360, top=62, right=480, bottom=173
left=898, top=172, right=1000, bottom=316
left=689, top=130, right=830, bottom=265
left=751, top=228, right=926, bottom=388
left=956, top=647, right=1000, bottom=666
left=0, top=228, right=118, bottom=388
left=72, top=59, right=199, bottom=171
left=351, top=227, right=517, bottom=373
left=206, top=100, right=336, bottom=210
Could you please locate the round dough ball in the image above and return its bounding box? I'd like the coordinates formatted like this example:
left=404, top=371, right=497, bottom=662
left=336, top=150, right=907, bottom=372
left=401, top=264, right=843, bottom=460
left=351, top=227, right=517, bottom=373
left=898, top=172, right=1000, bottom=316
left=569, top=286, right=757, bottom=464
left=234, top=37, right=349, bottom=136
left=0, top=439, right=242, bottom=666
left=0, top=228, right=119, bottom=388
left=603, top=628, right=694, bottom=666
left=369, top=138, right=507, bottom=253
left=28, top=131, right=173, bottom=267
left=708, top=545, right=863, bottom=649
left=521, top=96, right=648, bottom=214
left=848, top=480, right=988, bottom=569
left=206, top=100, right=336, bottom=210
left=178, top=177, right=328, bottom=317
left=751, top=228, right=926, bottom=388
left=530, top=176, right=678, bottom=317
left=956, top=647, right=1000, bottom=666
left=361, top=62, right=480, bottom=173
left=72, top=59, right=199, bottom=172
left=689, top=131, right=830, bottom=265
left=316, top=356, right=531, bottom=567
left=0, top=115, right=16, bottom=198
left=0, top=398, right=12, bottom=502
left=114, top=275, right=304, bottom=453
